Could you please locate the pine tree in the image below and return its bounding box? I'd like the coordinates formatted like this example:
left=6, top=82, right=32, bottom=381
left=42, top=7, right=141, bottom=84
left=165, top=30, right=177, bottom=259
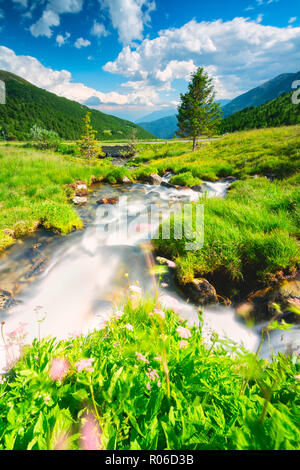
left=77, top=112, right=104, bottom=161
left=176, top=67, right=222, bottom=151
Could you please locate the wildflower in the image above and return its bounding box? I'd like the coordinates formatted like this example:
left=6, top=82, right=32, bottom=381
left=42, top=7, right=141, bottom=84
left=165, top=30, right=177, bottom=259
left=179, top=340, right=189, bottom=350
left=0, top=376, right=6, bottom=385
left=176, top=326, right=192, bottom=339
left=146, top=382, right=151, bottom=391
left=157, top=380, right=161, bottom=388
left=114, top=310, right=124, bottom=320
left=75, top=358, right=94, bottom=373
left=129, top=285, right=142, bottom=295
left=124, top=273, right=129, bottom=278
left=161, top=283, right=169, bottom=288
left=49, top=358, right=70, bottom=381
left=80, top=413, right=102, bottom=451
left=148, top=312, right=154, bottom=316
left=136, top=352, right=149, bottom=364
left=154, top=308, right=165, bottom=319
left=69, top=331, right=82, bottom=338
left=124, top=323, right=133, bottom=331
left=154, top=356, right=162, bottom=362
left=44, top=395, right=51, bottom=405
left=146, top=368, right=159, bottom=382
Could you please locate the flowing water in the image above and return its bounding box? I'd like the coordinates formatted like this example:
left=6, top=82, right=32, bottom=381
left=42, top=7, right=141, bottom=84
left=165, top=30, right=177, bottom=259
left=0, top=178, right=299, bottom=372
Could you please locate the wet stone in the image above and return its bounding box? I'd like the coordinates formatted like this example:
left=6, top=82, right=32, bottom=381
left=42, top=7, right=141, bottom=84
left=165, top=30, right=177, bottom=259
left=0, top=290, right=15, bottom=310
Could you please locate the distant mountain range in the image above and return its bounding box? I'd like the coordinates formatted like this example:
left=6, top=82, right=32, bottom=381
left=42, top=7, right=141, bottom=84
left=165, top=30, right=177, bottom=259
left=138, top=72, right=300, bottom=139
left=220, top=90, right=300, bottom=133
left=138, top=115, right=178, bottom=140
left=0, top=70, right=155, bottom=141
left=222, top=71, right=300, bottom=118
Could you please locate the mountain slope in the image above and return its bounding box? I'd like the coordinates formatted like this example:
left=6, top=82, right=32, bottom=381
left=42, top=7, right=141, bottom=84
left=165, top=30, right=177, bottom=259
left=219, top=91, right=300, bottom=133
left=138, top=115, right=178, bottom=139
left=0, top=70, right=155, bottom=141
left=138, top=100, right=232, bottom=139
left=222, top=71, right=300, bottom=118
left=136, top=108, right=177, bottom=123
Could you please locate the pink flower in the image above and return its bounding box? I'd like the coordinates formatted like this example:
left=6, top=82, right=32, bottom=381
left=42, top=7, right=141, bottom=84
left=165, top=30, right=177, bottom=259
left=146, top=368, right=159, bottom=382
left=146, top=382, right=151, bottom=391
left=49, top=358, right=70, bottom=381
left=148, top=312, right=154, bottom=316
left=179, top=340, right=189, bottom=350
left=166, top=260, right=176, bottom=269
left=154, top=308, right=165, bottom=319
left=75, top=358, right=94, bottom=373
left=129, top=285, right=142, bottom=295
left=114, top=310, right=124, bottom=320
left=161, top=283, right=169, bottom=288
left=176, top=326, right=192, bottom=339
left=136, top=223, right=153, bottom=232
left=80, top=413, right=102, bottom=451
left=124, top=323, right=133, bottom=331
left=136, top=352, right=149, bottom=364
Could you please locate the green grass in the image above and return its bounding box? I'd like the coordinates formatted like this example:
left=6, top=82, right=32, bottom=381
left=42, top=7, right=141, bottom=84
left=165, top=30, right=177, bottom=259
left=0, top=296, right=299, bottom=450
left=132, top=126, right=300, bottom=183
left=128, top=126, right=300, bottom=295
left=0, top=146, right=132, bottom=252
left=155, top=177, right=300, bottom=295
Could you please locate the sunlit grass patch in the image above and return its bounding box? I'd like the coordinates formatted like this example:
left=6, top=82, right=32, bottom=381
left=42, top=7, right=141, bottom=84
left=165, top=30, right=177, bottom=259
left=155, top=177, right=300, bottom=294
left=0, top=146, right=130, bottom=251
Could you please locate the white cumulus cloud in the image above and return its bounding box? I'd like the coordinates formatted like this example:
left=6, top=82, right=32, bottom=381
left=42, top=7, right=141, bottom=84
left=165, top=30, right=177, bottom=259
left=100, top=0, right=156, bottom=45
left=56, top=32, right=71, bottom=47
left=0, top=45, right=159, bottom=107
left=91, top=21, right=109, bottom=38
left=74, top=37, right=91, bottom=48
left=30, top=0, right=83, bottom=38
left=104, top=17, right=300, bottom=99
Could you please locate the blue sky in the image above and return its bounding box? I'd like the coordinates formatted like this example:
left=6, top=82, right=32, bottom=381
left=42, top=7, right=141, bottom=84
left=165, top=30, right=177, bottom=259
left=0, top=0, right=299, bottom=120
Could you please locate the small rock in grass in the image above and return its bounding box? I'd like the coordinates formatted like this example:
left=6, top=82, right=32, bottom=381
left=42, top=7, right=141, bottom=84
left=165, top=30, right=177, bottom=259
left=191, top=185, right=203, bottom=192
left=149, top=173, right=162, bottom=185
left=184, top=278, right=218, bottom=305
left=73, top=196, right=88, bottom=205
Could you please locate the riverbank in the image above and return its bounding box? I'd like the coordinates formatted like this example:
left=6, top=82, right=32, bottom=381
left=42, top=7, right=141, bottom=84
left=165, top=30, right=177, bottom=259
left=0, top=146, right=132, bottom=253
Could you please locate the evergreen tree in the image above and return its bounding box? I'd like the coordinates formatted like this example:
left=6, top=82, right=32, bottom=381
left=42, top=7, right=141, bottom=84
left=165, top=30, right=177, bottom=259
left=176, top=67, right=222, bottom=151
left=77, top=112, right=104, bottom=161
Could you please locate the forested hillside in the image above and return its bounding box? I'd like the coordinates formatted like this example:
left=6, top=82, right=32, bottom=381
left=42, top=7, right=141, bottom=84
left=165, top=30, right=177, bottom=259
left=138, top=114, right=178, bottom=139
left=220, top=91, right=300, bottom=133
left=222, top=71, right=300, bottom=117
left=0, top=71, right=154, bottom=141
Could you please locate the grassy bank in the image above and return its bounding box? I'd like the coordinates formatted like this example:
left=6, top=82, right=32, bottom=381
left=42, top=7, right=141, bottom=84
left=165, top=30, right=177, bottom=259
left=155, top=177, right=300, bottom=296
left=0, top=146, right=132, bottom=253
left=129, top=126, right=300, bottom=296
left=0, top=295, right=299, bottom=450
left=132, top=126, right=300, bottom=182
